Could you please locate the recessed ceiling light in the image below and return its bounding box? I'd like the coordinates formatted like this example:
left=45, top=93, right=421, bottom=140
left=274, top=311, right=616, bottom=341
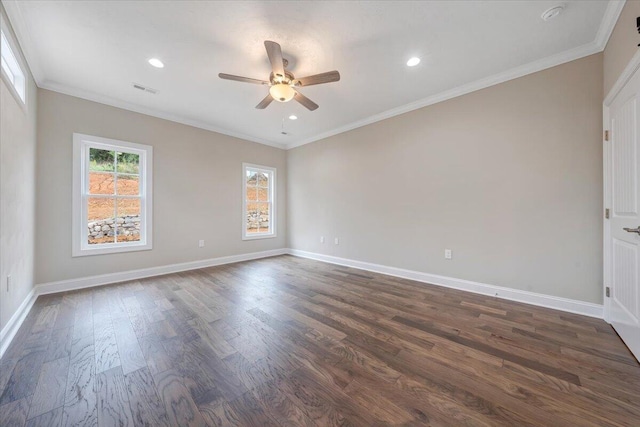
left=541, top=5, right=564, bottom=21
left=148, top=58, right=164, bottom=68
left=406, top=57, right=421, bottom=67
left=289, top=115, right=298, bottom=120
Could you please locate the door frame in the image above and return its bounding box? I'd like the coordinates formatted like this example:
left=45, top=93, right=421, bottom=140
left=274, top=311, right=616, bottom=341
left=603, top=49, right=640, bottom=323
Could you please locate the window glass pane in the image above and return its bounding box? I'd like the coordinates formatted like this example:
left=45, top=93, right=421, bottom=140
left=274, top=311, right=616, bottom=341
left=117, top=152, right=139, bottom=174
left=257, top=172, right=269, bottom=187
left=246, top=201, right=259, bottom=234
left=89, top=148, right=115, bottom=171
left=88, top=197, right=115, bottom=245
left=246, top=202, right=270, bottom=234
left=257, top=186, right=269, bottom=202
left=1, top=58, right=13, bottom=83
left=246, top=170, right=257, bottom=186
left=89, top=172, right=114, bottom=195
left=116, top=174, right=139, bottom=196
left=116, top=199, right=141, bottom=242
left=1, top=30, right=25, bottom=103
left=77, top=136, right=152, bottom=255
left=256, top=203, right=270, bottom=233
left=245, top=186, right=257, bottom=202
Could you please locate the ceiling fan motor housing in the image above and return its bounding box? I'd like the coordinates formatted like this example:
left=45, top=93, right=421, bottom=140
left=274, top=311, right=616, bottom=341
left=270, top=71, right=296, bottom=85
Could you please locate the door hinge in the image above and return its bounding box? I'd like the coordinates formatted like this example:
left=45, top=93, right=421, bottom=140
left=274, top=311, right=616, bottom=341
left=605, top=208, right=610, bottom=219
left=604, top=130, right=610, bottom=141
left=606, top=286, right=611, bottom=297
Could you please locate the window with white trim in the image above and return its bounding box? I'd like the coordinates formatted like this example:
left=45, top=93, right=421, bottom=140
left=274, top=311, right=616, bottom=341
left=243, top=163, right=276, bottom=240
left=73, top=133, right=153, bottom=256
left=0, top=28, right=26, bottom=104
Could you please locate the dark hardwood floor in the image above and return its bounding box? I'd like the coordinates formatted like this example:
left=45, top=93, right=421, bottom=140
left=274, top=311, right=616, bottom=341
left=1, top=255, right=639, bottom=426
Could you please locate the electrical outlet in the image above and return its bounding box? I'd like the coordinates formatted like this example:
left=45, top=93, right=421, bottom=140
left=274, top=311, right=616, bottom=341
left=334, top=237, right=339, bottom=245
left=6, top=275, right=11, bottom=293
left=320, top=236, right=325, bottom=243
left=444, top=249, right=452, bottom=260
left=198, top=240, right=205, bottom=248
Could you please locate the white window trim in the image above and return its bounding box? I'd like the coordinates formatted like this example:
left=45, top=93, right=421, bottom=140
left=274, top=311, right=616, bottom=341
left=242, top=163, right=276, bottom=240
left=0, top=21, right=26, bottom=106
left=72, top=133, right=153, bottom=256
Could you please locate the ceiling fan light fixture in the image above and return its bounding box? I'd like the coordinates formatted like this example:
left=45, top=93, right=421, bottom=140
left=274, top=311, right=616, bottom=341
left=270, top=83, right=295, bottom=102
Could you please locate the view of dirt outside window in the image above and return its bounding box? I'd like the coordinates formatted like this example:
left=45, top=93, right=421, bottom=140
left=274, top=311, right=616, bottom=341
left=245, top=168, right=272, bottom=236
left=87, top=148, right=141, bottom=245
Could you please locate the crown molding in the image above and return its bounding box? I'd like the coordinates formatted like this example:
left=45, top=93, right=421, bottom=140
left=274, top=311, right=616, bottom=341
left=286, top=1, right=624, bottom=149
left=604, top=45, right=640, bottom=105
left=40, top=81, right=287, bottom=150
left=285, top=40, right=602, bottom=149
left=4, top=0, right=287, bottom=149
left=3, top=0, right=625, bottom=151
left=595, top=0, right=626, bottom=50
left=1, top=0, right=43, bottom=85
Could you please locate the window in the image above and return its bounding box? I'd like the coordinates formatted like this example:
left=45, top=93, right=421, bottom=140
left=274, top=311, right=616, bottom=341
left=0, top=29, right=26, bottom=104
left=73, top=133, right=153, bottom=256
left=243, top=163, right=276, bottom=240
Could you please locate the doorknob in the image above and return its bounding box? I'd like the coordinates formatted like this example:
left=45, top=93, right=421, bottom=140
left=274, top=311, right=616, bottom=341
left=623, top=226, right=640, bottom=235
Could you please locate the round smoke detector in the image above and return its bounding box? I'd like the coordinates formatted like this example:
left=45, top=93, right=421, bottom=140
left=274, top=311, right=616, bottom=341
left=541, top=5, right=564, bottom=21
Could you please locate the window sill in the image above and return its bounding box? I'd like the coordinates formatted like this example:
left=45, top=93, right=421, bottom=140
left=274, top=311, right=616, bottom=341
left=1, top=69, right=27, bottom=111
left=242, top=233, right=277, bottom=241
left=72, top=242, right=152, bottom=257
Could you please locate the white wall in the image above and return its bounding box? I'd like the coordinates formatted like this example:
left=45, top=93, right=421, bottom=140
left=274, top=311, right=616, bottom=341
left=287, top=53, right=604, bottom=304
left=35, top=89, right=286, bottom=284
left=0, top=5, right=37, bottom=333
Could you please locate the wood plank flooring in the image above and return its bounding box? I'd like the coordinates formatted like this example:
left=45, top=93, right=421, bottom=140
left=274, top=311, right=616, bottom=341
left=1, top=255, right=639, bottom=426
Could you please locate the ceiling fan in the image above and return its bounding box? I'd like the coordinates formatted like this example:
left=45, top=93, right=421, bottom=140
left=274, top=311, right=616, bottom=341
left=219, top=41, right=340, bottom=111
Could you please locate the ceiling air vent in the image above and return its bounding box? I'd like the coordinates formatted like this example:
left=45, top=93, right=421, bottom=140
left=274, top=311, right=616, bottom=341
left=132, top=83, right=158, bottom=94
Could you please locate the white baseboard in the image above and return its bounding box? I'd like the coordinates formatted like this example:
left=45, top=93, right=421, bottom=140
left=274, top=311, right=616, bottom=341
left=287, top=249, right=604, bottom=319
left=1, top=246, right=604, bottom=359
left=0, top=288, right=37, bottom=359
left=0, top=248, right=287, bottom=359
left=37, top=248, right=288, bottom=296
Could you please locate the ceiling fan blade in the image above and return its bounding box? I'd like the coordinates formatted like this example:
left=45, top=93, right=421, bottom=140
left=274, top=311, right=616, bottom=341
left=294, top=71, right=340, bottom=87
left=264, top=40, right=285, bottom=79
left=218, top=73, right=269, bottom=85
left=293, top=90, right=319, bottom=111
left=255, top=94, right=274, bottom=109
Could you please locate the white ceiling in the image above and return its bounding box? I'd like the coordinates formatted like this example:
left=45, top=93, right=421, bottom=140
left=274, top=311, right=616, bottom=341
left=3, top=1, right=623, bottom=149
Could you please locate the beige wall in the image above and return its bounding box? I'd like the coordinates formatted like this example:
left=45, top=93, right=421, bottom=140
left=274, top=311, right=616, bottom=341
left=2, top=5, right=615, bottom=329
left=604, top=0, right=640, bottom=96
left=36, top=89, right=286, bottom=284
left=287, top=54, right=604, bottom=304
left=0, top=6, right=37, bottom=333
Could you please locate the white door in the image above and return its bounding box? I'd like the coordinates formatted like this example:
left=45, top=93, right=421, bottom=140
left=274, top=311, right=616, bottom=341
left=607, top=66, right=640, bottom=362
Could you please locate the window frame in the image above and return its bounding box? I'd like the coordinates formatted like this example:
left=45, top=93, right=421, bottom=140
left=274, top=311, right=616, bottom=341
left=72, top=133, right=153, bottom=257
left=242, top=163, right=276, bottom=240
left=0, top=23, right=26, bottom=105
